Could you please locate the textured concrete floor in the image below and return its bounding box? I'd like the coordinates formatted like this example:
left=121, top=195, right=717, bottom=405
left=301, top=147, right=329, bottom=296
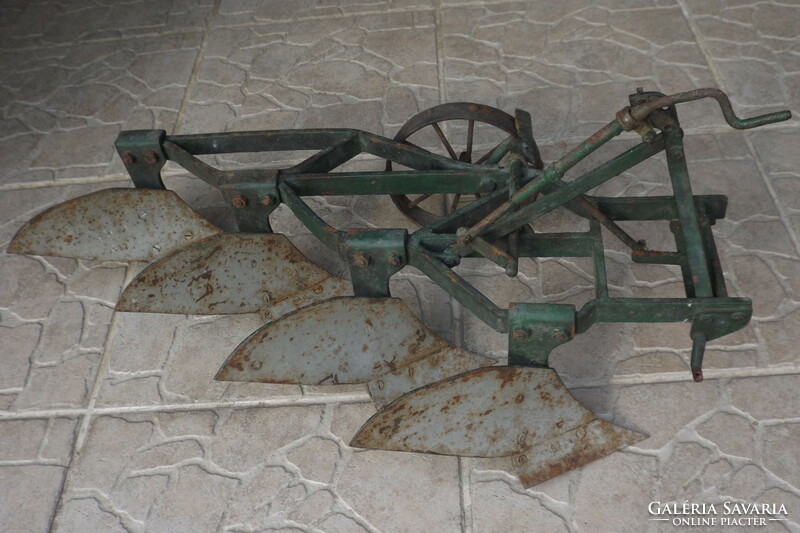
left=1, top=1, right=799, bottom=532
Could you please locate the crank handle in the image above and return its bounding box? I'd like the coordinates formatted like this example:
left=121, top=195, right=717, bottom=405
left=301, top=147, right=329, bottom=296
left=624, top=88, right=792, bottom=130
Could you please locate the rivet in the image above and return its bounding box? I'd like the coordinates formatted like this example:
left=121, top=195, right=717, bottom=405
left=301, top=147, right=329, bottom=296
left=261, top=194, right=274, bottom=206
left=143, top=151, right=159, bottom=164
left=511, top=329, right=528, bottom=341
left=251, top=360, right=263, bottom=370
left=183, top=230, right=194, bottom=240
left=313, top=284, right=324, bottom=294
left=231, top=194, right=248, bottom=208
left=376, top=379, right=385, bottom=390
left=352, top=251, right=369, bottom=268
left=387, top=252, right=401, bottom=266
left=516, top=454, right=528, bottom=465
left=550, top=441, right=561, bottom=452
left=121, top=152, right=136, bottom=165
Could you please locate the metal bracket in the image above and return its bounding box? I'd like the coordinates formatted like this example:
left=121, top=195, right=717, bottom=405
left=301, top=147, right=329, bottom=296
left=347, top=229, right=407, bottom=297
left=508, top=303, right=576, bottom=367
left=219, top=170, right=279, bottom=233
left=115, top=130, right=168, bottom=189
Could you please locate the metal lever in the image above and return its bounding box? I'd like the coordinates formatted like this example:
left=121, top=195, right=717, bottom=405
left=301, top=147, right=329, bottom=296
left=628, top=88, right=792, bottom=130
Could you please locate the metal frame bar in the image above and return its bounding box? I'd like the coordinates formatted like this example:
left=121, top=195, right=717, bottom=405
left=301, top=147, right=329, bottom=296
left=114, top=87, right=789, bottom=379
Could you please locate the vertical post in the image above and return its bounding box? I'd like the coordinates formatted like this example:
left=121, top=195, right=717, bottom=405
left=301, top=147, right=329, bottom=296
left=590, top=219, right=609, bottom=299
left=664, top=127, right=713, bottom=297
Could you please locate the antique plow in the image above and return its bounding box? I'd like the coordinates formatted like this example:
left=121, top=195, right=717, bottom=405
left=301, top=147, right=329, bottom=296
left=9, top=88, right=790, bottom=487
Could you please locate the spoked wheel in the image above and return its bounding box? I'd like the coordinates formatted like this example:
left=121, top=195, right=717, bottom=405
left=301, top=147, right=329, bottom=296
left=387, top=103, right=543, bottom=226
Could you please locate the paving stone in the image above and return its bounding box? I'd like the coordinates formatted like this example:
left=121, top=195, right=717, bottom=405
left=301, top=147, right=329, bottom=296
left=573, top=451, right=657, bottom=533
left=0, top=34, right=204, bottom=184
left=472, top=480, right=569, bottom=533
left=763, top=423, right=800, bottom=487
left=441, top=1, right=722, bottom=144
left=1, top=465, right=71, bottom=533
left=684, top=0, right=800, bottom=115
left=729, top=375, right=800, bottom=421
left=336, top=450, right=461, bottom=532
left=614, top=381, right=720, bottom=449
left=97, top=313, right=302, bottom=406
left=182, top=11, right=439, bottom=142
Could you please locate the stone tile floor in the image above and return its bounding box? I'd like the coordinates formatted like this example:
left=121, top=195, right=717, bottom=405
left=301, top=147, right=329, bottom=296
left=1, top=0, right=798, bottom=531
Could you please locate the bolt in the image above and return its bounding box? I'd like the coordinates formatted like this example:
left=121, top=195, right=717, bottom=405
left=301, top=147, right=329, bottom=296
left=312, top=284, right=323, bottom=294
left=260, top=194, right=275, bottom=206
left=515, top=454, right=528, bottom=466
left=251, top=360, right=263, bottom=370
left=231, top=194, right=248, bottom=208
left=387, top=252, right=401, bottom=266
left=143, top=151, right=159, bottom=164
left=120, top=152, right=136, bottom=165
left=511, top=329, right=529, bottom=341
left=352, top=251, right=369, bottom=268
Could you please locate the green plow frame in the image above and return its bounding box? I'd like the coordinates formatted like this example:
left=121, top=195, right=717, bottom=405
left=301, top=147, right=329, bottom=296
left=9, top=87, right=791, bottom=487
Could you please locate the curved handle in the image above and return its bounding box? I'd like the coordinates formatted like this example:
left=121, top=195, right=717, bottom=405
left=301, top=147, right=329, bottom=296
left=630, top=88, right=792, bottom=129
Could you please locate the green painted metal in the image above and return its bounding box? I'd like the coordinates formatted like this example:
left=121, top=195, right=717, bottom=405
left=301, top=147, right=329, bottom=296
left=101, top=89, right=790, bottom=381
left=8, top=89, right=792, bottom=487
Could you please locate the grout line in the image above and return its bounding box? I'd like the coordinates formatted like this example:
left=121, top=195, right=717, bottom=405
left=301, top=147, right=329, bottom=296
left=0, top=6, right=437, bottom=54
left=73, top=263, right=142, bottom=452
left=0, top=392, right=372, bottom=421
left=4, top=365, right=798, bottom=421
left=458, top=457, right=474, bottom=533
left=676, top=0, right=728, bottom=91
left=434, top=0, right=447, bottom=105
left=566, top=364, right=800, bottom=389
left=744, top=133, right=800, bottom=257
left=173, top=0, right=221, bottom=135
left=0, top=176, right=131, bottom=192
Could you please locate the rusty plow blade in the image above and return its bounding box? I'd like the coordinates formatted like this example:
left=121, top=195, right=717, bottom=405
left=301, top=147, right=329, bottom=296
left=8, top=188, right=221, bottom=261
left=215, top=297, right=490, bottom=405
left=351, top=366, right=646, bottom=487
left=116, top=233, right=350, bottom=315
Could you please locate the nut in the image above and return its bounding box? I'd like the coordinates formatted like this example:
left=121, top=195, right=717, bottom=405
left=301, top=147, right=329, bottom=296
left=231, top=194, right=248, bottom=208
left=352, top=251, right=369, bottom=268
left=511, top=329, right=529, bottom=341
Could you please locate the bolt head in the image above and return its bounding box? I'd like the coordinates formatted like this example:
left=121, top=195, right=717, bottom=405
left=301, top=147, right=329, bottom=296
left=511, top=329, right=528, bottom=341
left=260, top=194, right=274, bottom=206
left=143, top=151, right=159, bottom=164
left=231, top=194, right=248, bottom=208
left=352, top=252, right=369, bottom=268
left=387, top=252, right=401, bottom=266
left=120, top=152, right=136, bottom=165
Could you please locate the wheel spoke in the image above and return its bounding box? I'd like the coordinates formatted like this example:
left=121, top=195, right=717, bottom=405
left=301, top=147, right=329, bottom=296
left=450, top=193, right=462, bottom=212
left=475, top=136, right=511, bottom=165
left=407, top=193, right=433, bottom=209
left=432, top=123, right=458, bottom=160
left=465, top=120, right=474, bottom=162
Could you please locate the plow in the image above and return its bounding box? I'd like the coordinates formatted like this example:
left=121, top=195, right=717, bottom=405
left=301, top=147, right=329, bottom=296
left=9, top=88, right=791, bottom=487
